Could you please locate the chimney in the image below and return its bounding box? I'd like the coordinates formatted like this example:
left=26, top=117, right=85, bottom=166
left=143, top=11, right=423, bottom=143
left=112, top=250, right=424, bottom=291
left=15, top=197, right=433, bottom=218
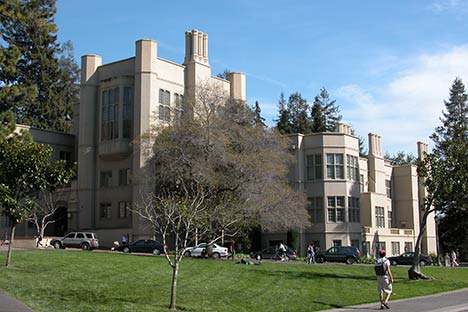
left=368, top=133, right=382, bottom=157
left=417, top=141, right=428, bottom=160
left=184, top=29, right=209, bottom=65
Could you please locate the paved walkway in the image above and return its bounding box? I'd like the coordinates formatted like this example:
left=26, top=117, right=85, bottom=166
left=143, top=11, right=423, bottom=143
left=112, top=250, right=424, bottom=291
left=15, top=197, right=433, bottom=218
left=0, top=292, right=34, bottom=312
left=323, top=287, right=468, bottom=312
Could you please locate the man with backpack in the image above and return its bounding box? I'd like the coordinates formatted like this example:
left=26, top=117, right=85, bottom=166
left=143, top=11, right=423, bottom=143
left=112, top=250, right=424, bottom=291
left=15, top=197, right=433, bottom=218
left=374, top=249, right=394, bottom=309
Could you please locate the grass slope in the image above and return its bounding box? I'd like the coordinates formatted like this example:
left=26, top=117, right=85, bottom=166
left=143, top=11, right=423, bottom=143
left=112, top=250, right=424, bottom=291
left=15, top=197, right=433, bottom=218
left=0, top=250, right=467, bottom=312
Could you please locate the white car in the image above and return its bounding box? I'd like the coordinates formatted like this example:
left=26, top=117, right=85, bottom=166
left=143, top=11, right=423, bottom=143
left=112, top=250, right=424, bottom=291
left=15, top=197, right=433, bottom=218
left=183, top=243, right=228, bottom=259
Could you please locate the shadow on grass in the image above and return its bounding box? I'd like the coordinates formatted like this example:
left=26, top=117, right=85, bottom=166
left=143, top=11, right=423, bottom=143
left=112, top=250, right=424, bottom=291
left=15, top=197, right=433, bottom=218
left=250, top=268, right=373, bottom=281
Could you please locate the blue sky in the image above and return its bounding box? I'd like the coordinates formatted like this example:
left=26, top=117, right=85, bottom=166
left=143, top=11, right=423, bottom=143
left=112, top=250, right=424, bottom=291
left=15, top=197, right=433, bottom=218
left=56, top=0, right=468, bottom=155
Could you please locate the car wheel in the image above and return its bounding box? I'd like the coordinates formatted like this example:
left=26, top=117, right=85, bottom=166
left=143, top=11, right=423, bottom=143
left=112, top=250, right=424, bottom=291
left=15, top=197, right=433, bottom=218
left=123, top=247, right=130, bottom=254
left=346, top=257, right=355, bottom=265
left=255, top=254, right=262, bottom=261
left=391, top=260, right=398, bottom=266
left=53, top=242, right=62, bottom=249
left=81, top=243, right=90, bottom=251
left=212, top=252, right=220, bottom=259
left=419, top=260, right=427, bottom=266
left=316, top=256, right=324, bottom=263
left=152, top=249, right=161, bottom=256
left=183, top=251, right=191, bottom=257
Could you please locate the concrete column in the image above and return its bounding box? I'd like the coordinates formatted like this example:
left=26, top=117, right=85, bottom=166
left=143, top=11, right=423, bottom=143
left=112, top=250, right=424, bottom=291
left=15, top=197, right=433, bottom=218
left=78, top=54, right=102, bottom=229
left=226, top=72, right=246, bottom=101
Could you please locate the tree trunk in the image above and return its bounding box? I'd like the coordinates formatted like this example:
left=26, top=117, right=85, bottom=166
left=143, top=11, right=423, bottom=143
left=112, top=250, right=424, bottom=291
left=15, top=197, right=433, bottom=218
left=408, top=208, right=432, bottom=280
left=5, top=224, right=16, bottom=267
left=169, top=261, right=179, bottom=310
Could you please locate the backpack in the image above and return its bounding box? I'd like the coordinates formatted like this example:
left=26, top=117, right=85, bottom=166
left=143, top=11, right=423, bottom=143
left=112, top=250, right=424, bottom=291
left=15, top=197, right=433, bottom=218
left=374, top=260, right=386, bottom=276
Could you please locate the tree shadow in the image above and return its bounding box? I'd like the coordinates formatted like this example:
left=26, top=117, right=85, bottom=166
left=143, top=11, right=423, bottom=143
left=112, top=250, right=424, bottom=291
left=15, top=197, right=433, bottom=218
left=250, top=267, right=373, bottom=281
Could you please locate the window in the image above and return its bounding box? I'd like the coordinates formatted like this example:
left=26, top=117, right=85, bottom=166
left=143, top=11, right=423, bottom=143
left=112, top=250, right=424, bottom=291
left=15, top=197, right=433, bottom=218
left=327, top=196, right=345, bottom=222
left=100, top=171, right=112, bottom=188
left=59, top=151, right=72, bottom=167
left=375, top=206, right=385, bottom=228
left=308, top=197, right=323, bottom=223
left=76, top=233, right=84, bottom=239
left=118, top=169, right=131, bottom=186
left=391, top=242, right=400, bottom=256
left=387, top=210, right=393, bottom=228
left=174, top=93, right=183, bottom=124
left=159, top=89, right=171, bottom=122
left=363, top=241, right=371, bottom=257
left=122, top=87, right=132, bottom=139
left=404, top=242, right=413, bottom=252
left=118, top=202, right=130, bottom=219
left=101, top=88, right=120, bottom=141
left=348, top=197, right=360, bottom=223
left=360, top=174, right=364, bottom=192
left=376, top=241, right=386, bottom=255
left=385, top=180, right=392, bottom=198
left=306, top=154, right=323, bottom=180
left=326, top=154, right=344, bottom=179
left=346, top=155, right=359, bottom=181
left=100, top=203, right=112, bottom=219
left=333, top=240, right=342, bottom=247
left=351, top=240, right=360, bottom=249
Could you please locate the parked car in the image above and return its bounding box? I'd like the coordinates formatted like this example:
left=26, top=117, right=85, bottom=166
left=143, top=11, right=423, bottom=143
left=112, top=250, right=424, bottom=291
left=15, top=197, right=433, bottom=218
left=183, top=243, right=228, bottom=259
left=315, top=246, right=361, bottom=264
left=250, top=246, right=297, bottom=261
left=50, top=232, right=99, bottom=251
left=116, top=239, right=166, bottom=255
left=387, top=252, right=431, bottom=266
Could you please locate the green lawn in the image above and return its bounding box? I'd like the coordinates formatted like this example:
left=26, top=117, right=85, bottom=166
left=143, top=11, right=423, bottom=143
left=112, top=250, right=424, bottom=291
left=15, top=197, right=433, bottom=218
left=0, top=250, right=467, bottom=312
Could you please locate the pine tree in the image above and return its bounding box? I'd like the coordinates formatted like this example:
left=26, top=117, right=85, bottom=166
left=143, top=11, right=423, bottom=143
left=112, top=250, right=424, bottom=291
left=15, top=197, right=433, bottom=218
left=288, top=92, right=310, bottom=134
left=413, top=77, right=468, bottom=279
left=312, top=87, right=342, bottom=132
left=276, top=92, right=293, bottom=134
left=0, top=0, right=78, bottom=132
left=253, top=101, right=265, bottom=127
left=310, top=102, right=326, bottom=133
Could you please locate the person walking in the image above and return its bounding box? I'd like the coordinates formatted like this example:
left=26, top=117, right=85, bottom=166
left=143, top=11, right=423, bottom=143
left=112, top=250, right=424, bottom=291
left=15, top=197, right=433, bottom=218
left=278, top=243, right=287, bottom=261
left=228, top=239, right=236, bottom=260
left=307, top=243, right=316, bottom=264
left=374, top=249, right=394, bottom=309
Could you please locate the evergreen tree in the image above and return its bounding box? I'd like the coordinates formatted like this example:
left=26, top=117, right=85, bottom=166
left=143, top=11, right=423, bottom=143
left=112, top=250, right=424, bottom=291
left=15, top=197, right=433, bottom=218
left=312, top=87, right=342, bottom=132
left=0, top=0, right=78, bottom=132
left=310, top=102, right=326, bottom=132
left=253, top=100, right=265, bottom=127
left=276, top=92, right=293, bottom=134
left=287, top=92, right=310, bottom=134
left=413, top=77, right=468, bottom=278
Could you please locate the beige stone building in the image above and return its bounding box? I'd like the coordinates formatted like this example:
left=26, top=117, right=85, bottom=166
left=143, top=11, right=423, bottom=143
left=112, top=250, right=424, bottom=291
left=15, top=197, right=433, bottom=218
left=0, top=30, right=437, bottom=256
left=76, top=30, right=246, bottom=245
left=263, top=123, right=437, bottom=257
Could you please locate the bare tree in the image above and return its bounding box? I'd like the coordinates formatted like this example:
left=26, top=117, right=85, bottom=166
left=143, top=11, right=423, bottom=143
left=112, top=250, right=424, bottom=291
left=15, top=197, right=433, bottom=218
left=26, top=189, right=65, bottom=247
left=136, top=82, right=308, bottom=310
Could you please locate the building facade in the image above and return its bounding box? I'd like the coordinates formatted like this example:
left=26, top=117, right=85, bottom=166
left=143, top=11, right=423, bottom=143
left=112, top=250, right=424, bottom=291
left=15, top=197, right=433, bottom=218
left=76, top=30, right=246, bottom=245
left=262, top=123, right=437, bottom=257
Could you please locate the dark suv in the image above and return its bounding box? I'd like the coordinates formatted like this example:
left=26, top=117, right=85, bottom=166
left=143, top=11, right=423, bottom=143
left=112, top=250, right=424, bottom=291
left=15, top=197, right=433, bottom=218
left=315, top=246, right=361, bottom=264
left=50, top=232, right=99, bottom=251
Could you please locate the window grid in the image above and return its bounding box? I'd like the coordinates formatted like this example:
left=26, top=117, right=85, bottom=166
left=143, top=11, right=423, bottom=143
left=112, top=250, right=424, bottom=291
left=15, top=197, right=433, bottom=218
left=326, top=154, right=344, bottom=179
left=118, top=202, right=130, bottom=219
left=327, top=196, right=345, bottom=222
left=159, top=89, right=171, bottom=122
left=100, top=203, right=112, bottom=219
left=388, top=210, right=393, bottom=228
left=391, top=241, right=400, bottom=256
left=348, top=197, right=360, bottom=223
left=100, top=171, right=112, bottom=188
left=386, top=180, right=392, bottom=198
left=375, top=206, right=385, bottom=228
left=174, top=93, right=183, bottom=125
left=346, top=155, right=359, bottom=181
left=308, top=197, right=324, bottom=223
left=306, top=154, right=323, bottom=180
left=122, top=87, right=132, bottom=139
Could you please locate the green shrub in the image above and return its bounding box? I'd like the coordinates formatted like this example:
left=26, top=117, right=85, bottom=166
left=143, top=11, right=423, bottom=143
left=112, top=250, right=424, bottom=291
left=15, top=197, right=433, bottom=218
left=357, top=257, right=376, bottom=264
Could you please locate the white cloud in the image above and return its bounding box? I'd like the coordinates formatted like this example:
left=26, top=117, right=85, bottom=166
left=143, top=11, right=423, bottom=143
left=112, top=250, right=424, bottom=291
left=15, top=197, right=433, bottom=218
left=429, top=0, right=468, bottom=12
left=336, top=46, right=468, bottom=154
